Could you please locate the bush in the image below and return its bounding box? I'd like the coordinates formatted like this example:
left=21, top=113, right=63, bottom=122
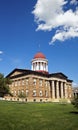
left=72, top=98, right=78, bottom=109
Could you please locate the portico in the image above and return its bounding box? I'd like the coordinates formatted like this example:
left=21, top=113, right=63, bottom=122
left=51, top=80, right=68, bottom=99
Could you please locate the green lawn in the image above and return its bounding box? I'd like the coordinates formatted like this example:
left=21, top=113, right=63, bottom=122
left=0, top=101, right=78, bottom=130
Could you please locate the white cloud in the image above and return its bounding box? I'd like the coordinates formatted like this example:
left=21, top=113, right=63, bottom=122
left=73, top=82, right=78, bottom=87
left=51, top=25, right=78, bottom=43
left=32, top=0, right=78, bottom=43
left=70, top=0, right=78, bottom=5
left=0, top=51, right=3, bottom=54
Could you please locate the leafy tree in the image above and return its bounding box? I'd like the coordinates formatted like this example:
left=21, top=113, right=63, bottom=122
left=72, top=97, right=78, bottom=109
left=18, top=92, right=26, bottom=102
left=0, top=73, right=11, bottom=97
left=18, top=92, right=26, bottom=98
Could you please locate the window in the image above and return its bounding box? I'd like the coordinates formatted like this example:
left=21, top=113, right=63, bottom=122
left=33, top=90, right=36, bottom=96
left=39, top=90, right=42, bottom=96
left=45, top=90, right=48, bottom=97
left=14, top=91, right=16, bottom=96
left=26, top=79, right=29, bottom=85
left=26, top=90, right=29, bottom=97
left=25, top=99, right=27, bottom=102
left=15, top=81, right=18, bottom=86
left=39, top=80, right=42, bottom=86
left=33, top=79, right=36, bottom=85
left=18, top=90, right=20, bottom=95
left=40, top=99, right=42, bottom=102
left=22, top=79, right=25, bottom=86
left=11, top=91, right=14, bottom=95
left=22, top=90, right=24, bottom=94
left=45, top=81, right=48, bottom=87
left=18, top=80, right=20, bottom=86
left=12, top=82, right=14, bottom=87
left=33, top=99, right=36, bottom=102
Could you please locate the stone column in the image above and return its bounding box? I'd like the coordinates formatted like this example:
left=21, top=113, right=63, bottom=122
left=46, top=63, right=48, bottom=71
left=42, top=62, right=44, bottom=70
left=64, top=83, right=68, bottom=99
left=43, top=62, right=45, bottom=71
left=52, top=80, right=55, bottom=99
left=61, top=82, right=63, bottom=98
left=37, top=62, right=39, bottom=70
left=39, top=62, right=40, bottom=70
left=44, top=63, right=46, bottom=71
left=56, top=81, right=59, bottom=99
left=40, top=62, right=43, bottom=70
left=36, top=62, right=37, bottom=70
left=36, top=62, right=38, bottom=70
left=34, top=63, right=35, bottom=70
left=32, top=63, right=34, bottom=70
left=34, top=63, right=36, bottom=71
left=38, top=62, right=39, bottom=70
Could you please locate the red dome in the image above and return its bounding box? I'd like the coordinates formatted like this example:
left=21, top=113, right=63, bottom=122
left=34, top=52, right=46, bottom=59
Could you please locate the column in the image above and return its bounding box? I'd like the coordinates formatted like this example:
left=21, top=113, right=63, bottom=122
left=40, top=62, right=43, bottom=70
left=39, top=62, right=40, bottom=70
left=37, top=62, right=39, bottom=70
left=43, top=62, right=45, bottom=71
left=46, top=63, right=48, bottom=71
left=36, top=62, right=37, bottom=70
left=32, top=63, right=34, bottom=70
left=64, top=83, right=68, bottom=99
left=43, top=62, right=45, bottom=70
left=61, top=82, right=63, bottom=98
left=52, top=81, right=55, bottom=99
left=36, top=62, right=38, bottom=70
left=56, top=81, right=59, bottom=99
left=34, top=63, right=36, bottom=70
left=44, top=63, right=46, bottom=71
left=38, top=62, right=39, bottom=70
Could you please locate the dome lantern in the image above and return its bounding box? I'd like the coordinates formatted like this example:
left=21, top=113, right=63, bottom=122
left=31, top=52, right=48, bottom=74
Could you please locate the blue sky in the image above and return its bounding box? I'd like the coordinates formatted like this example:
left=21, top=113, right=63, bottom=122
left=0, top=0, right=78, bottom=86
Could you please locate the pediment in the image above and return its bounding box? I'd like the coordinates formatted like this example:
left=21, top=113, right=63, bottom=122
left=50, top=72, right=68, bottom=79
left=10, top=71, right=22, bottom=77
left=6, top=68, right=26, bottom=78
left=56, top=73, right=68, bottom=79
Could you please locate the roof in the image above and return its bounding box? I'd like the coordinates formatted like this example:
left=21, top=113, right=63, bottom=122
left=6, top=68, right=48, bottom=79
left=33, top=52, right=46, bottom=59
left=49, top=72, right=68, bottom=79
left=6, top=68, right=73, bottom=83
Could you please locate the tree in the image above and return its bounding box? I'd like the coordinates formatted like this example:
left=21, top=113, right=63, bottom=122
left=0, top=73, right=11, bottom=97
left=18, top=92, right=26, bottom=102
left=72, top=97, right=78, bottom=109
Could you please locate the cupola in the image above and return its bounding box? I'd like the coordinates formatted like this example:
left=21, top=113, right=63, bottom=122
left=31, top=52, right=48, bottom=74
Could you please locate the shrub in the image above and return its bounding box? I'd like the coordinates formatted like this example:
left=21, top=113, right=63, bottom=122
left=72, top=97, right=78, bottom=109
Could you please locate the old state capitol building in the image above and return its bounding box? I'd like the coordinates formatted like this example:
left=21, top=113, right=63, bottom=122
left=6, top=52, right=73, bottom=102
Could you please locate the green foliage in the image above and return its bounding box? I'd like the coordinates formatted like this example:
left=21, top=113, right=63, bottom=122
left=72, top=97, right=78, bottom=109
left=0, top=73, right=11, bottom=97
left=18, top=92, right=26, bottom=98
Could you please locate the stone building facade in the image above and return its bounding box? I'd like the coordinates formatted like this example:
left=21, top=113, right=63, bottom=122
left=6, top=52, right=73, bottom=102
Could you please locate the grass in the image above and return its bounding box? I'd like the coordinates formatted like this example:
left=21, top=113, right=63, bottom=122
left=0, top=101, right=78, bottom=130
